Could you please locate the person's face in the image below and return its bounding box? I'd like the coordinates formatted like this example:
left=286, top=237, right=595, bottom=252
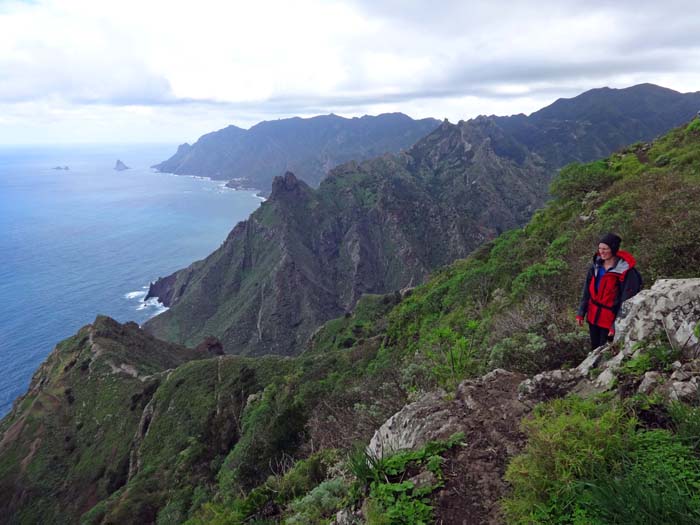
left=598, top=243, right=613, bottom=261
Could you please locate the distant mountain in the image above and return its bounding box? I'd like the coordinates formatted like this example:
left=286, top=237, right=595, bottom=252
left=144, top=84, right=700, bottom=357
left=152, top=113, right=440, bottom=193
left=494, top=83, right=700, bottom=166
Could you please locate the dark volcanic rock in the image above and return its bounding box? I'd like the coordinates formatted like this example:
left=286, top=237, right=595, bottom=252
left=114, top=159, right=130, bottom=171
left=145, top=273, right=178, bottom=307
left=195, top=336, right=225, bottom=356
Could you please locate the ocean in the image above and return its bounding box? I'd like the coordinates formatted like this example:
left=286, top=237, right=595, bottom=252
left=0, top=144, right=262, bottom=417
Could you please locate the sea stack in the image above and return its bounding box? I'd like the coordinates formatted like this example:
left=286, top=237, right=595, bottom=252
left=114, top=160, right=130, bottom=171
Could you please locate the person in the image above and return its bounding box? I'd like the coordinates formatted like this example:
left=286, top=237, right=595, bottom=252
left=576, top=233, right=640, bottom=349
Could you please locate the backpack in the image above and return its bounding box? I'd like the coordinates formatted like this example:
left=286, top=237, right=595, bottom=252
left=620, top=267, right=643, bottom=302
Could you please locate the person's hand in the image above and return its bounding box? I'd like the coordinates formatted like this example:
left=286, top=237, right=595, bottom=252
left=607, top=328, right=615, bottom=342
left=576, top=315, right=584, bottom=327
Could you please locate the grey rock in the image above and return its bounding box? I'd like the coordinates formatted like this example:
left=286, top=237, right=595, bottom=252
left=576, top=346, right=605, bottom=376
left=671, top=369, right=693, bottom=382
left=614, top=278, right=700, bottom=357
left=408, top=470, right=438, bottom=490
left=669, top=381, right=699, bottom=403
left=638, top=371, right=662, bottom=394
left=518, top=368, right=583, bottom=402
left=332, top=509, right=362, bottom=525
left=594, top=368, right=617, bottom=390
left=367, top=391, right=462, bottom=460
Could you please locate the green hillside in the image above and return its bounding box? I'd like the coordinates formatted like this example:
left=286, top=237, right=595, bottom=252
left=2, top=119, right=700, bottom=524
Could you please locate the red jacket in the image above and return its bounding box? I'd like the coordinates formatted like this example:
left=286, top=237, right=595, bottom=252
left=577, top=250, right=637, bottom=330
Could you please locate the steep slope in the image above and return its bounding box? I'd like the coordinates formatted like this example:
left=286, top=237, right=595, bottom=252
left=153, top=113, right=440, bottom=192
left=0, top=316, right=214, bottom=525
left=143, top=118, right=550, bottom=356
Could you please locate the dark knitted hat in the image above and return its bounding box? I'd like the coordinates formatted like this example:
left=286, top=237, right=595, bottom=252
left=599, top=232, right=622, bottom=255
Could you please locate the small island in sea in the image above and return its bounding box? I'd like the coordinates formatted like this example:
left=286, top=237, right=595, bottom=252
left=52, top=166, right=69, bottom=170
left=114, top=159, right=130, bottom=171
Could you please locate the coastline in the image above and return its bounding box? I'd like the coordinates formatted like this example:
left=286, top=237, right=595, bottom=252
left=152, top=168, right=268, bottom=201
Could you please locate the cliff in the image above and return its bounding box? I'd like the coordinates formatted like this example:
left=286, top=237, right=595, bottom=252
left=152, top=113, right=440, bottom=192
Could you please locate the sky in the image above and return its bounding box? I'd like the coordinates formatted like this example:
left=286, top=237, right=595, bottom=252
left=1, top=0, right=700, bottom=145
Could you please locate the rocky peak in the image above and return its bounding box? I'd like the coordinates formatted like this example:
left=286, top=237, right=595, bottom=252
left=270, top=171, right=311, bottom=201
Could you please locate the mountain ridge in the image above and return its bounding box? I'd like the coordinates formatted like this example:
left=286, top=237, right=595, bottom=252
left=152, top=112, right=440, bottom=193
left=144, top=84, right=700, bottom=357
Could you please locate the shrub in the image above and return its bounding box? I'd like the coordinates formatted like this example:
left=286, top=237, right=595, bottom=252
left=348, top=433, right=464, bottom=524
left=503, top=396, right=635, bottom=523
left=582, top=430, right=700, bottom=524
left=285, top=478, right=349, bottom=524
left=686, top=118, right=700, bottom=134
left=504, top=395, right=700, bottom=525
left=550, top=160, right=621, bottom=200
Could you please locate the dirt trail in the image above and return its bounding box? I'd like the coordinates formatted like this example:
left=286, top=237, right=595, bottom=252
left=433, top=370, right=531, bottom=525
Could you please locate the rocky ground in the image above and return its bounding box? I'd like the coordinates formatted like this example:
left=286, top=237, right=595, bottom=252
left=336, top=277, right=700, bottom=524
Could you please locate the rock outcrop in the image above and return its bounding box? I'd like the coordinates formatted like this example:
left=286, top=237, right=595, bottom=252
left=367, top=370, right=529, bottom=524
left=614, top=278, right=700, bottom=355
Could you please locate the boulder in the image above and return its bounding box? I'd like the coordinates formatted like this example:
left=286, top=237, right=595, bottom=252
left=615, top=278, right=700, bottom=357
left=637, top=371, right=662, bottom=395
left=367, top=391, right=462, bottom=459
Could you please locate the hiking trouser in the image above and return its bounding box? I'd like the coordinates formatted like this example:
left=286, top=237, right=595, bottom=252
left=588, top=323, right=609, bottom=350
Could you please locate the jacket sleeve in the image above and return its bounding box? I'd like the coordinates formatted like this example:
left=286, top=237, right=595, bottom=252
left=577, top=266, right=594, bottom=318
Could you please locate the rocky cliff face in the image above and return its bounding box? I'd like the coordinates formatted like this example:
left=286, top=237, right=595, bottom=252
left=144, top=118, right=550, bottom=356
left=152, top=113, right=440, bottom=192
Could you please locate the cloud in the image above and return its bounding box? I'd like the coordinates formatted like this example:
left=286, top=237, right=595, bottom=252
left=1, top=0, right=699, bottom=143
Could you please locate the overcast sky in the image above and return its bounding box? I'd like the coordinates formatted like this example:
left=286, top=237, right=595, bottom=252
left=1, top=0, right=699, bottom=144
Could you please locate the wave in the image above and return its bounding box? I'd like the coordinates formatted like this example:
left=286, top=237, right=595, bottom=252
left=136, top=297, right=169, bottom=316
left=124, top=290, right=147, bottom=300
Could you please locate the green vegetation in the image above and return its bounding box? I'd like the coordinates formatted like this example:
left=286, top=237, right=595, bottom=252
left=620, top=334, right=680, bottom=378
left=503, top=395, right=700, bottom=524
left=351, top=433, right=465, bottom=525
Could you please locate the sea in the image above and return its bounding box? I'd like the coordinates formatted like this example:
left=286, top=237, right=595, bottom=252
left=0, top=144, right=262, bottom=418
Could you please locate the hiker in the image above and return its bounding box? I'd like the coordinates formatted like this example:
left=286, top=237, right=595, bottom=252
left=576, top=233, right=642, bottom=349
